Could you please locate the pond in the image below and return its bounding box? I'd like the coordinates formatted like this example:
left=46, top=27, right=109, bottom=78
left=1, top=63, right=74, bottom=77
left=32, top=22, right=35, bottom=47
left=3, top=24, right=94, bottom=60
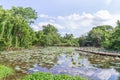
left=0, top=47, right=120, bottom=80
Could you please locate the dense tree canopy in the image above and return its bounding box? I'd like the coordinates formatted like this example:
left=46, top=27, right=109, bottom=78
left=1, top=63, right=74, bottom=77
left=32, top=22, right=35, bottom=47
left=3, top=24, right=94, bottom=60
left=79, top=25, right=113, bottom=47
left=34, top=24, right=79, bottom=47
left=0, top=7, right=37, bottom=49
left=103, top=21, right=120, bottom=50
left=78, top=23, right=120, bottom=51
left=0, top=6, right=79, bottom=50
left=1, top=6, right=120, bottom=51
left=34, top=24, right=61, bottom=46
left=87, top=25, right=113, bottom=47
left=11, top=7, right=37, bottom=24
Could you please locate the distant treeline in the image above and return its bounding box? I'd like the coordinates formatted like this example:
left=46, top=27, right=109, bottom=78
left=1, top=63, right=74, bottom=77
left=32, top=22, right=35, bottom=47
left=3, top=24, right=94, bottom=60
left=79, top=21, right=120, bottom=50
left=0, top=6, right=120, bottom=50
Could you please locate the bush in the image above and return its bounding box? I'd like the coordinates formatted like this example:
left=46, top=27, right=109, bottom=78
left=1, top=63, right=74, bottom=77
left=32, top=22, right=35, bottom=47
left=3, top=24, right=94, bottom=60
left=23, top=72, right=87, bottom=80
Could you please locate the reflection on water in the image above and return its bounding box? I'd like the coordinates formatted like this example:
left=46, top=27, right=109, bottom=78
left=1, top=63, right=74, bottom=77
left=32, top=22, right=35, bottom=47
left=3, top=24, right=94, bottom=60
left=0, top=47, right=120, bottom=80
left=29, top=53, right=120, bottom=80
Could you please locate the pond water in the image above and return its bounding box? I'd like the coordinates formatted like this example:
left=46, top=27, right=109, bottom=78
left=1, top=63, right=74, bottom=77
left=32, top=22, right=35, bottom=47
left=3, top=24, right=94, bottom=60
left=0, top=47, right=120, bottom=80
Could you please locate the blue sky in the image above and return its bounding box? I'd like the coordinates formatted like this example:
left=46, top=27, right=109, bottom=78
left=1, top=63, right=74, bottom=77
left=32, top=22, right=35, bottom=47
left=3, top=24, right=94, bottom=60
left=0, top=0, right=120, bottom=37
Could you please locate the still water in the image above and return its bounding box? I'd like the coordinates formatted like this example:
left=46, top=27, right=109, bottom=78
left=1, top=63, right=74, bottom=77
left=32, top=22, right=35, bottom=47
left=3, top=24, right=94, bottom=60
left=0, top=47, right=120, bottom=80
left=29, top=52, right=120, bottom=80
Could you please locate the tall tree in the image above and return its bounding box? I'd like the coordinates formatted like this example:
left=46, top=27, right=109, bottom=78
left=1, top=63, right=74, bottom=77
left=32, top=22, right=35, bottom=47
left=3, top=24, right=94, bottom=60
left=35, top=24, right=61, bottom=46
left=87, top=25, right=113, bottom=47
left=42, top=24, right=58, bottom=35
left=0, top=7, right=37, bottom=49
left=104, top=20, right=120, bottom=50
left=11, top=7, right=37, bottom=24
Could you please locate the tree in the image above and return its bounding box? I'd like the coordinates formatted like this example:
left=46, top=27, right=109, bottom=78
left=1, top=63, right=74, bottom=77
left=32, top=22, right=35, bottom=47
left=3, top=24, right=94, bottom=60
left=87, top=25, right=113, bottom=47
left=61, top=33, right=79, bottom=46
left=104, top=20, right=120, bottom=50
left=78, top=35, right=87, bottom=46
left=0, top=7, right=38, bottom=49
left=42, top=24, right=58, bottom=35
left=11, top=7, right=37, bottom=24
left=10, top=7, right=37, bottom=48
left=35, top=24, right=61, bottom=46
left=0, top=7, right=14, bottom=49
left=64, top=34, right=73, bottom=40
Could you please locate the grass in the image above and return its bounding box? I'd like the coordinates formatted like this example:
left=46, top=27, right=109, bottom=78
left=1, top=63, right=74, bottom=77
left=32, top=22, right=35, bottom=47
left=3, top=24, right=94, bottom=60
left=0, top=64, right=13, bottom=79
left=23, top=72, right=87, bottom=80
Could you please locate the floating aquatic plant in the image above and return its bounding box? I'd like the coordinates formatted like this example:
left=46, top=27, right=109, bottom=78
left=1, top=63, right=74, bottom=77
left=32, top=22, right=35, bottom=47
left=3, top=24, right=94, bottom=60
left=23, top=72, right=87, bottom=80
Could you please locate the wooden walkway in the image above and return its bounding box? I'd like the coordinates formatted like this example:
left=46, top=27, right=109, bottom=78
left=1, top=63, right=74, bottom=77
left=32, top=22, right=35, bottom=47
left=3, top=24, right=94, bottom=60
left=75, top=49, right=120, bottom=57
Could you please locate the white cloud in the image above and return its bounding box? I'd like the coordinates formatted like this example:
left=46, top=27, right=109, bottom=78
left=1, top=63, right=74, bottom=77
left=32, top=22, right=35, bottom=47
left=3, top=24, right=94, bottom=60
left=92, top=10, right=120, bottom=27
left=31, top=25, right=42, bottom=31
left=95, top=10, right=112, bottom=20
left=31, top=22, right=64, bottom=31
left=105, top=0, right=113, bottom=5
left=82, top=13, right=94, bottom=20
left=32, top=10, right=120, bottom=37
left=39, top=14, right=55, bottom=19
left=67, top=13, right=81, bottom=21
left=39, top=14, right=49, bottom=18
left=57, top=16, right=64, bottom=20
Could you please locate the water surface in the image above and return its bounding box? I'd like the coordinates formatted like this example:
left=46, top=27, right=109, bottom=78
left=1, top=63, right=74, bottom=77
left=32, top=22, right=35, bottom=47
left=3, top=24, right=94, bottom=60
left=0, top=47, right=120, bottom=80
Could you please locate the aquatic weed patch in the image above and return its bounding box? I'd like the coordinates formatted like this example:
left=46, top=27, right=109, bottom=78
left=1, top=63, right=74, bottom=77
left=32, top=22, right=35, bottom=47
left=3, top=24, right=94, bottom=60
left=0, top=65, right=13, bottom=78
left=23, top=72, right=87, bottom=80
left=23, top=72, right=53, bottom=80
left=54, top=74, right=87, bottom=80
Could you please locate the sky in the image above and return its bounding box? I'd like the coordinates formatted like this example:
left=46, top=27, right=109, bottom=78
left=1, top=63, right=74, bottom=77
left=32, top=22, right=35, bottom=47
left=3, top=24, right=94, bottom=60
left=0, top=0, right=120, bottom=37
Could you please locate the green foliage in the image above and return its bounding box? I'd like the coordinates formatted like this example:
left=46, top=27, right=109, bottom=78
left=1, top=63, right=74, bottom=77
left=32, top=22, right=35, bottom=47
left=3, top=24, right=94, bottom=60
left=34, top=24, right=61, bottom=46
left=61, top=33, right=79, bottom=47
left=3, top=6, right=119, bottom=49
left=43, top=24, right=58, bottom=35
left=0, top=65, right=13, bottom=78
left=23, top=72, right=87, bottom=80
left=54, top=74, right=86, bottom=80
left=78, top=35, right=87, bottom=46
left=79, top=25, right=113, bottom=47
left=0, top=6, right=37, bottom=49
left=23, top=72, right=53, bottom=80
left=35, top=24, right=78, bottom=47
left=78, top=21, right=120, bottom=51
left=11, top=7, right=37, bottom=24
left=34, top=24, right=79, bottom=47
left=103, top=20, right=120, bottom=50
left=88, top=28, right=104, bottom=47
left=88, top=25, right=113, bottom=47
left=0, top=7, right=80, bottom=49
